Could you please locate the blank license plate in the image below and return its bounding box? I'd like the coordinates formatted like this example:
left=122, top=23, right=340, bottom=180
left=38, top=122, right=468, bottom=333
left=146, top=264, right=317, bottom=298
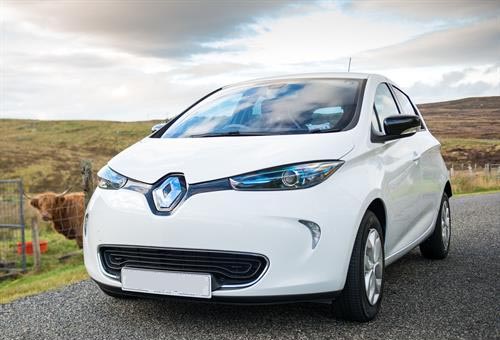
left=121, top=267, right=212, bottom=299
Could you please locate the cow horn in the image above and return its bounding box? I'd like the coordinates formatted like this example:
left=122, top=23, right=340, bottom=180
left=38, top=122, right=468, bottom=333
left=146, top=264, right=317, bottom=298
left=23, top=193, right=32, bottom=200
left=57, top=187, right=72, bottom=197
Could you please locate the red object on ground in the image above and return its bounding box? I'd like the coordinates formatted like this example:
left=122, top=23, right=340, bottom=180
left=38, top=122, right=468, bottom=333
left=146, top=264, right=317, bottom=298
left=17, top=240, right=48, bottom=255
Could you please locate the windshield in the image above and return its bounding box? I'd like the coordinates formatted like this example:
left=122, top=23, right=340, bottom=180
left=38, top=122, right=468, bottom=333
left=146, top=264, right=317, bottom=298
left=162, top=79, right=363, bottom=138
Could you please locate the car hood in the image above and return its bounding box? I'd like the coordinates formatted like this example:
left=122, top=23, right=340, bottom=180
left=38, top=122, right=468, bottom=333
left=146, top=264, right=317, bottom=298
left=108, top=133, right=355, bottom=184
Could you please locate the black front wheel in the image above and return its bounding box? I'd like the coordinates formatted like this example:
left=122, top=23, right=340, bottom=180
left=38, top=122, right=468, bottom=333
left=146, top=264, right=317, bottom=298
left=332, top=210, right=384, bottom=322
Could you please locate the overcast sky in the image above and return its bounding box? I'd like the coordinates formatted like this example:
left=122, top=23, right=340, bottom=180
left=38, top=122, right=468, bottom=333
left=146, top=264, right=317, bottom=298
left=1, top=0, right=499, bottom=121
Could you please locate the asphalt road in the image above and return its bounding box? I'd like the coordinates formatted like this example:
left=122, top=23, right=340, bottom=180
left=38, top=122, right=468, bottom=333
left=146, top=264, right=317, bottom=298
left=1, top=193, right=499, bottom=340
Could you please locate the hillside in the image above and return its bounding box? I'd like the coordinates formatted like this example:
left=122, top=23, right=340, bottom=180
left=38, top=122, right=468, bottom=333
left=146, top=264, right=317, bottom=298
left=417, top=96, right=500, bottom=165
left=0, top=96, right=499, bottom=192
left=0, top=120, right=160, bottom=192
left=418, top=96, right=500, bottom=139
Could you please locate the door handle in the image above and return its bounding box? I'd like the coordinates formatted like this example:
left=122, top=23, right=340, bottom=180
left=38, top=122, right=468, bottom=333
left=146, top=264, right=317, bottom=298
left=412, top=152, right=421, bottom=162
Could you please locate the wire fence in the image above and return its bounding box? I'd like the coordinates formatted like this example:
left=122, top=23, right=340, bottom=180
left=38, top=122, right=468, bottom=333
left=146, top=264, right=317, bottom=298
left=0, top=179, right=26, bottom=277
left=0, top=159, right=96, bottom=276
left=448, top=163, right=500, bottom=177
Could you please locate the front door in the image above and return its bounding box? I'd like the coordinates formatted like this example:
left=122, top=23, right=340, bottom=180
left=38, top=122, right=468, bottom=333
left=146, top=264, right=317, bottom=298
left=371, top=83, right=423, bottom=257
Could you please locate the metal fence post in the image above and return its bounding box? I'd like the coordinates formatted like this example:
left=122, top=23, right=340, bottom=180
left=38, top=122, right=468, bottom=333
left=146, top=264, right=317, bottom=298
left=18, top=180, right=27, bottom=272
left=81, top=160, right=94, bottom=207
left=31, top=216, right=41, bottom=272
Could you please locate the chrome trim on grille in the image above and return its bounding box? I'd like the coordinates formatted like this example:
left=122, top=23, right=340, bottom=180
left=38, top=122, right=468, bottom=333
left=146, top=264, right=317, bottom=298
left=122, top=179, right=152, bottom=194
left=97, top=250, right=119, bottom=280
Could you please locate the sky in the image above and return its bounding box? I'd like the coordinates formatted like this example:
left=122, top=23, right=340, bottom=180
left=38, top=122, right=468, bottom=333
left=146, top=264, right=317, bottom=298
left=1, top=0, right=499, bottom=121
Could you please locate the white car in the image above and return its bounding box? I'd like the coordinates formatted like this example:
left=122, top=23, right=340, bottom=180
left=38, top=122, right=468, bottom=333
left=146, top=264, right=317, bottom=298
left=84, top=73, right=452, bottom=321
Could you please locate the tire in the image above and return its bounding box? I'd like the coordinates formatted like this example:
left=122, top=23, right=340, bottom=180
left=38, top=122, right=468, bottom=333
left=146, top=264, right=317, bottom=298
left=333, top=210, right=384, bottom=322
left=420, top=193, right=451, bottom=259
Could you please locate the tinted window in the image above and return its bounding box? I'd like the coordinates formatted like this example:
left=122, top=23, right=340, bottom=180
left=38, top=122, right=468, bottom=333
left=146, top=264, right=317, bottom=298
left=162, top=79, right=363, bottom=138
left=393, top=87, right=416, bottom=115
left=373, top=83, right=399, bottom=134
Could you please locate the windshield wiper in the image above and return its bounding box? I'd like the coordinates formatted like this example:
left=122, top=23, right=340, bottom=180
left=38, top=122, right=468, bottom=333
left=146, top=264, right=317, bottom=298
left=188, top=131, right=265, bottom=138
left=307, top=128, right=341, bottom=134
left=188, top=129, right=341, bottom=138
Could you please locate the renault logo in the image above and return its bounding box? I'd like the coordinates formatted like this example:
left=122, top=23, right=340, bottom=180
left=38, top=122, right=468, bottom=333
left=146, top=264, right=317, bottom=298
left=152, top=175, right=186, bottom=212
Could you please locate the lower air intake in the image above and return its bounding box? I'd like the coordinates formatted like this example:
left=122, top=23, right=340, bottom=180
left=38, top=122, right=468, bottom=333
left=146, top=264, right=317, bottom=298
left=99, top=246, right=268, bottom=288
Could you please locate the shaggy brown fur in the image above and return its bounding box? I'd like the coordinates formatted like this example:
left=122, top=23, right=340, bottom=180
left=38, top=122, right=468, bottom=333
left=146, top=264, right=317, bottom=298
left=30, top=192, right=85, bottom=248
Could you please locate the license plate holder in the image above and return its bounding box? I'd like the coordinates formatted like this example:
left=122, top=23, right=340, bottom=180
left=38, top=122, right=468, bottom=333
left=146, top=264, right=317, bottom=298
left=121, top=267, right=212, bottom=299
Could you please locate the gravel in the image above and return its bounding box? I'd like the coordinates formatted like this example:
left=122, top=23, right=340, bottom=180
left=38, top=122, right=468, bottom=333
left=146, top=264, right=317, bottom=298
left=1, top=193, right=499, bottom=340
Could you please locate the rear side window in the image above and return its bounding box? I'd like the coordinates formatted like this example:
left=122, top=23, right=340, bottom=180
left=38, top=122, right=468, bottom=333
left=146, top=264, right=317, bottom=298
left=373, top=83, right=399, bottom=134
left=393, top=87, right=416, bottom=115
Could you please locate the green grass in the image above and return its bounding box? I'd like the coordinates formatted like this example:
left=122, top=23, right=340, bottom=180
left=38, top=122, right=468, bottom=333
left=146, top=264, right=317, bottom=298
left=455, top=189, right=500, bottom=197
left=0, top=218, right=87, bottom=304
left=441, top=138, right=500, bottom=147
left=451, top=172, right=500, bottom=195
left=5, top=217, right=83, bottom=269
left=440, top=138, right=500, bottom=165
left=0, top=263, right=88, bottom=304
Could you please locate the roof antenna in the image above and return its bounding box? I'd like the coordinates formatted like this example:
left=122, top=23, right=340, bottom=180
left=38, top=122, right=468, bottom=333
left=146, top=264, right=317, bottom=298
left=347, top=57, right=352, bottom=72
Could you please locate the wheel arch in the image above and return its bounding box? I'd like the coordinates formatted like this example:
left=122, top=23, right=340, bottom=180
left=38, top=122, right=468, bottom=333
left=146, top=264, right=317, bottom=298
left=444, top=181, right=452, bottom=198
left=366, top=198, right=387, bottom=240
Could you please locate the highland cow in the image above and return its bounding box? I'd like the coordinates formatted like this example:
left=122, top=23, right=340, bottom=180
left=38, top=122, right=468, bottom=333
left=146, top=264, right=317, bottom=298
left=28, top=189, right=85, bottom=248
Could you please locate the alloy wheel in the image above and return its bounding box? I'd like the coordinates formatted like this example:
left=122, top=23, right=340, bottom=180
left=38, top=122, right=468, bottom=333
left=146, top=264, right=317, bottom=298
left=364, top=229, right=383, bottom=306
left=441, top=199, right=451, bottom=250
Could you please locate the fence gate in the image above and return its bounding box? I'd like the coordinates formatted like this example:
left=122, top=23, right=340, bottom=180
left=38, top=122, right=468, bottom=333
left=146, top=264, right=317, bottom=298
left=0, top=179, right=27, bottom=277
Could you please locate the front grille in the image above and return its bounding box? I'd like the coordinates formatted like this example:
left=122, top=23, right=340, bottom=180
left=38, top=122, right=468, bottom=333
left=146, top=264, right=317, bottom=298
left=99, top=246, right=268, bottom=287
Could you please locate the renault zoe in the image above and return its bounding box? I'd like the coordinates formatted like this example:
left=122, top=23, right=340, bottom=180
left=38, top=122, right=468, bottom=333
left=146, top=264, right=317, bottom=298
left=84, top=73, right=452, bottom=321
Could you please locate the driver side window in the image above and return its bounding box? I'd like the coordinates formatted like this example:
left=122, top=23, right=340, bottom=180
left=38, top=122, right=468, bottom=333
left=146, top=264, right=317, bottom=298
left=373, top=83, right=400, bottom=135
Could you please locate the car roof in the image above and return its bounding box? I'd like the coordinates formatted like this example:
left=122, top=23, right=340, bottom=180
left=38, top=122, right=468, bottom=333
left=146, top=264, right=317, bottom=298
left=223, top=72, right=384, bottom=89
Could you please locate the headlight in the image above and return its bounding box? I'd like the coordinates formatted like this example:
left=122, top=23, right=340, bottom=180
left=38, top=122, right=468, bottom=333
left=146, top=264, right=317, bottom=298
left=229, top=161, right=344, bottom=191
left=97, top=165, right=127, bottom=190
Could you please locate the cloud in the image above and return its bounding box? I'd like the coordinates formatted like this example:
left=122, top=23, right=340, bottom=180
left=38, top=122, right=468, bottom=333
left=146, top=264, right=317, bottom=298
left=407, top=65, right=500, bottom=103
left=193, top=2, right=426, bottom=66
left=348, top=0, right=500, bottom=21
left=170, top=62, right=251, bottom=80
left=4, top=1, right=291, bottom=58
left=354, top=18, right=500, bottom=69
left=1, top=1, right=499, bottom=121
left=21, top=52, right=117, bottom=69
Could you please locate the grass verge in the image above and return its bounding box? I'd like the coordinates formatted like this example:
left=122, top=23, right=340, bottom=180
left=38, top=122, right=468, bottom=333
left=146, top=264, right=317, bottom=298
left=451, top=172, right=500, bottom=195
left=455, top=189, right=500, bottom=197
left=0, top=218, right=88, bottom=304
left=0, top=263, right=88, bottom=304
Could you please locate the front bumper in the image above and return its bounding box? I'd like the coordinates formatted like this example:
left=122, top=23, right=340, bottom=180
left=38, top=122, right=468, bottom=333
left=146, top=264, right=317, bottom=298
left=84, top=181, right=363, bottom=299
left=94, top=279, right=341, bottom=304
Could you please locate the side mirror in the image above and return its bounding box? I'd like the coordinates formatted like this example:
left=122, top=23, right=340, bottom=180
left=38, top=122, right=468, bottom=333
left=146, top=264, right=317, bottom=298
left=151, top=123, right=167, bottom=134
left=373, top=115, right=421, bottom=142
